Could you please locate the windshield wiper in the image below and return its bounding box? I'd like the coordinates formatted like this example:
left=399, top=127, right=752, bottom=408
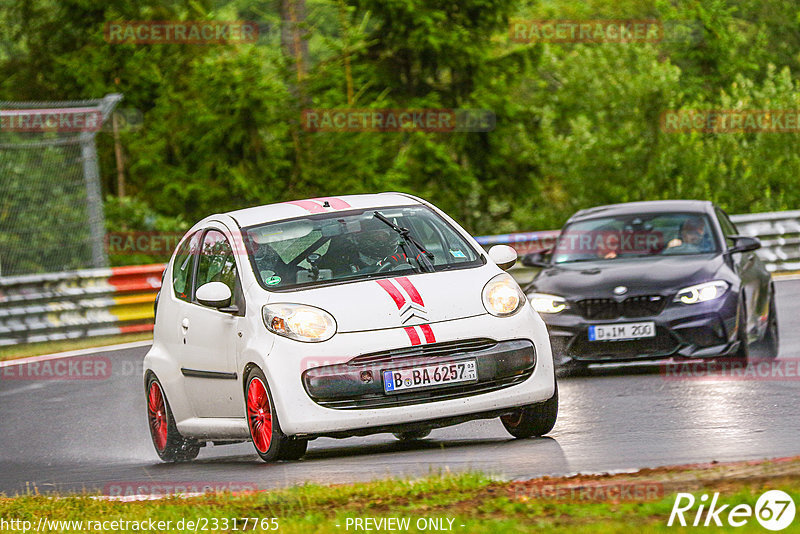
left=373, top=211, right=435, bottom=273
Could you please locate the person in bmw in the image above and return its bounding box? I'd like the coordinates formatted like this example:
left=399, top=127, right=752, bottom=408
left=522, top=200, right=779, bottom=374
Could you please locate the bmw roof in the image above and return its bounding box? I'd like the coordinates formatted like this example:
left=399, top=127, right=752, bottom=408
left=568, top=200, right=715, bottom=223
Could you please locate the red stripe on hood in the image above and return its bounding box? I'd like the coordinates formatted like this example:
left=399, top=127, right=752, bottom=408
left=396, top=277, right=425, bottom=307
left=404, top=327, right=421, bottom=345
left=418, top=324, right=436, bottom=343
left=376, top=279, right=406, bottom=309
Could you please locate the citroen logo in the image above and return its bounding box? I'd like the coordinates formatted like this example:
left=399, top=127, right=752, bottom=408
left=400, top=302, right=428, bottom=324
left=613, top=286, right=628, bottom=295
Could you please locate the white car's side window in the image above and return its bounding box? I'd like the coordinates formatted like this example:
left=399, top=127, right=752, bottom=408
left=193, top=229, right=241, bottom=307
left=172, top=231, right=201, bottom=302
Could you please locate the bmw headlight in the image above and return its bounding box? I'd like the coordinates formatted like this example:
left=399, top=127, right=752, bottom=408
left=482, top=273, right=526, bottom=317
left=262, top=303, right=337, bottom=342
left=674, top=281, right=729, bottom=304
left=528, top=293, right=567, bottom=314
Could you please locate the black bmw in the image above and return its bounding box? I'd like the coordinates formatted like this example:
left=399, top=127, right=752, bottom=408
left=523, top=200, right=779, bottom=372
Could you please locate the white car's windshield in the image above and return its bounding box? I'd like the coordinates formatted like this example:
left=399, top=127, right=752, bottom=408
left=553, top=212, right=720, bottom=264
left=244, top=205, right=482, bottom=289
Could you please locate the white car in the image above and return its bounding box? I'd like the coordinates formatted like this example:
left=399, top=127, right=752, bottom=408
left=144, top=193, right=557, bottom=462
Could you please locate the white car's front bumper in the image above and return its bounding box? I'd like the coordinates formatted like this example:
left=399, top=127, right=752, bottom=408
left=258, top=306, right=555, bottom=437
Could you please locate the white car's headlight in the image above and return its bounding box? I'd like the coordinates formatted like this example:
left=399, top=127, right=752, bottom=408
left=674, top=281, right=729, bottom=304
left=482, top=273, right=526, bottom=317
left=528, top=293, right=567, bottom=313
left=262, top=303, right=337, bottom=342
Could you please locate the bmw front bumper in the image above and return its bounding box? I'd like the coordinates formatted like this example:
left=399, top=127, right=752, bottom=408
left=541, top=291, right=740, bottom=365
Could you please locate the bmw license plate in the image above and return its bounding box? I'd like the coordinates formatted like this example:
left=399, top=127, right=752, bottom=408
left=588, top=322, right=655, bottom=341
left=383, top=360, right=478, bottom=393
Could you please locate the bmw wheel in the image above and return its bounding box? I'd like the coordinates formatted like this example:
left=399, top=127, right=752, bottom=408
left=754, top=291, right=779, bottom=359
left=730, top=298, right=751, bottom=363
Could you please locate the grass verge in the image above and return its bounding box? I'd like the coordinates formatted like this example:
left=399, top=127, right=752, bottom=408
left=0, top=333, right=152, bottom=362
left=1, top=457, right=799, bottom=532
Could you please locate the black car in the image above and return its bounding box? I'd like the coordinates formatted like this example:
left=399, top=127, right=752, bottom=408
left=522, top=200, right=778, bottom=372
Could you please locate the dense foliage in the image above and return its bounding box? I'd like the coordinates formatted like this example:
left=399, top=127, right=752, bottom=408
left=1, top=0, right=799, bottom=267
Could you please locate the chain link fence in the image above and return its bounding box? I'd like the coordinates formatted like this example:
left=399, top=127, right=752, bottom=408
left=0, top=94, right=121, bottom=277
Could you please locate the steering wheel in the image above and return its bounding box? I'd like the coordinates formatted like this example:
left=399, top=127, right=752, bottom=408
left=376, top=261, right=396, bottom=273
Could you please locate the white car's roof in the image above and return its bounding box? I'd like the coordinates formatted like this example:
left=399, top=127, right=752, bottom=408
left=225, top=192, right=422, bottom=228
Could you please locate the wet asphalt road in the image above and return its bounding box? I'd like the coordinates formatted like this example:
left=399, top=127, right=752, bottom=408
left=1, top=280, right=799, bottom=496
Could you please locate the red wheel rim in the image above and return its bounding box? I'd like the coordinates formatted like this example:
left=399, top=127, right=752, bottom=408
left=247, top=377, right=273, bottom=453
left=147, top=382, right=168, bottom=452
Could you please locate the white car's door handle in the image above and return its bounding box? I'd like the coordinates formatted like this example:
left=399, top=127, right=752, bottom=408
left=181, top=318, right=190, bottom=330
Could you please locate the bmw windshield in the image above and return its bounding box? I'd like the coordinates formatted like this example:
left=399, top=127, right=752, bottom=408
left=243, top=205, right=483, bottom=290
left=552, top=212, right=720, bottom=264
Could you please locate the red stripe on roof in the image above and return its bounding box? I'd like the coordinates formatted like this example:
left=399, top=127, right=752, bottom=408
left=404, top=326, right=421, bottom=346
left=313, top=197, right=351, bottom=209
left=376, top=279, right=406, bottom=309
left=396, top=277, right=424, bottom=307
left=286, top=200, right=327, bottom=213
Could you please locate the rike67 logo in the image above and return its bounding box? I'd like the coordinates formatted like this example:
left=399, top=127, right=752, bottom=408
left=668, top=490, right=796, bottom=531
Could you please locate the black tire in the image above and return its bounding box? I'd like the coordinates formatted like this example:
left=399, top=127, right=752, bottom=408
left=278, top=438, right=309, bottom=461
left=730, top=298, right=751, bottom=363
left=557, top=359, right=589, bottom=378
left=146, top=376, right=201, bottom=462
left=500, top=382, right=559, bottom=438
left=753, top=291, right=779, bottom=359
left=393, top=429, right=431, bottom=441
left=244, top=367, right=294, bottom=462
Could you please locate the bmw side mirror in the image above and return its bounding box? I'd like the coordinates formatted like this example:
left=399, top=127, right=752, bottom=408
left=488, top=245, right=518, bottom=271
left=727, top=236, right=761, bottom=254
left=521, top=248, right=552, bottom=268
left=196, top=282, right=233, bottom=309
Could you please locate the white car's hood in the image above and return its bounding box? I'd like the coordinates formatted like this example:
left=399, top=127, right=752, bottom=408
left=267, top=268, right=493, bottom=333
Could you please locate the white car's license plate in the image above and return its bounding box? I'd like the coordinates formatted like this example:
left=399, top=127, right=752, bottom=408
left=383, top=360, right=478, bottom=393
left=588, top=322, right=656, bottom=341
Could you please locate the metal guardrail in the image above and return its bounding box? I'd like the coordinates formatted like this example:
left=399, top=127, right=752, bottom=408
left=0, top=265, right=164, bottom=347
left=729, top=211, right=800, bottom=272
left=1, top=210, right=798, bottom=348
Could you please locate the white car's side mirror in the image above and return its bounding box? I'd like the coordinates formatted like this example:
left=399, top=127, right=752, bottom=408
left=196, top=282, right=233, bottom=309
left=488, top=245, right=518, bottom=271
